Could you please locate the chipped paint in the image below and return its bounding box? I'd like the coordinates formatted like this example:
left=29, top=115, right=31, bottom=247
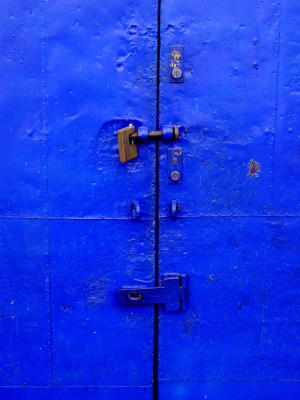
left=248, top=159, right=260, bottom=177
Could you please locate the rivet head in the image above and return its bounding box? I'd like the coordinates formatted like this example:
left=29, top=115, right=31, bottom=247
left=170, top=171, right=181, bottom=182
left=172, top=67, right=182, bottom=78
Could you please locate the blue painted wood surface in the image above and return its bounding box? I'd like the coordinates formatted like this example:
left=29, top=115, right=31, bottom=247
left=0, top=0, right=157, bottom=398
left=159, top=0, right=300, bottom=398
left=0, top=0, right=299, bottom=399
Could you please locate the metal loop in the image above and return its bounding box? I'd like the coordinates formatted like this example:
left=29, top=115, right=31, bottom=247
left=170, top=200, right=179, bottom=219
left=127, top=291, right=143, bottom=302
left=131, top=201, right=141, bottom=220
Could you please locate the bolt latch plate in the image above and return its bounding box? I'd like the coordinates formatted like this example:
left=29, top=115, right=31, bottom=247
left=117, top=273, right=188, bottom=311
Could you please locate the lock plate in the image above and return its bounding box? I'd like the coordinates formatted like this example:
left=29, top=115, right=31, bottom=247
left=117, top=273, right=188, bottom=311
left=168, top=148, right=183, bottom=183
left=169, top=45, right=184, bottom=83
left=117, top=125, right=138, bottom=163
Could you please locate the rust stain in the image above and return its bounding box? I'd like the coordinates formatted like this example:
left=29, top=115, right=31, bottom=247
left=183, top=311, right=201, bottom=335
left=248, top=159, right=260, bottom=177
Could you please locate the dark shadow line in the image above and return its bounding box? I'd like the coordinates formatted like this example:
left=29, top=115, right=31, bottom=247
left=153, top=1, right=161, bottom=399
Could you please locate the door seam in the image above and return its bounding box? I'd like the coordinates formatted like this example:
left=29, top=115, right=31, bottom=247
left=153, top=0, right=161, bottom=399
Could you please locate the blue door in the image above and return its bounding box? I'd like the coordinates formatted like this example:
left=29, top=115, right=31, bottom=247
left=0, top=1, right=299, bottom=400
left=0, top=1, right=157, bottom=399
left=157, top=1, right=300, bottom=399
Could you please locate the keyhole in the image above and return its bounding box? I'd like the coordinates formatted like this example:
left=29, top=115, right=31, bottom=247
left=127, top=291, right=143, bottom=301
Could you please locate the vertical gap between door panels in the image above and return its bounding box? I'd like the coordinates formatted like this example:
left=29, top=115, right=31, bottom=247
left=153, top=0, right=161, bottom=399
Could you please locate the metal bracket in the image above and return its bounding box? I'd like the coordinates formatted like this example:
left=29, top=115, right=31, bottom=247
left=169, top=45, right=184, bottom=83
left=168, top=148, right=183, bottom=184
left=117, top=273, right=188, bottom=311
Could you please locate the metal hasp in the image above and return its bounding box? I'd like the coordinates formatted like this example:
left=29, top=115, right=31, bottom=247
left=117, top=273, right=188, bottom=311
left=117, top=125, right=181, bottom=163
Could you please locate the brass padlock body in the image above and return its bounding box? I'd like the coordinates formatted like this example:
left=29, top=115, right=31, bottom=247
left=117, top=126, right=138, bottom=163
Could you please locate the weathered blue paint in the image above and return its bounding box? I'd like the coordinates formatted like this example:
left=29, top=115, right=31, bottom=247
left=159, top=0, right=300, bottom=398
left=0, top=0, right=157, bottom=398
left=0, top=387, right=153, bottom=400
left=0, top=0, right=299, bottom=399
left=0, top=1, right=46, bottom=217
left=159, top=381, right=300, bottom=400
left=0, top=219, right=50, bottom=385
left=50, top=219, right=154, bottom=386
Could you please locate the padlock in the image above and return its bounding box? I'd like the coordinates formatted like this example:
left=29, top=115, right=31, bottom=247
left=117, top=125, right=138, bottom=163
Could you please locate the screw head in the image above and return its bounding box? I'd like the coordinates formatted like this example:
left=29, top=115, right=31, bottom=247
left=172, top=68, right=182, bottom=79
left=170, top=170, right=181, bottom=182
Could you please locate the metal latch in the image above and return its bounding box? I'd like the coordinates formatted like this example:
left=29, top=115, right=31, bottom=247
left=117, top=125, right=181, bottom=163
left=117, top=273, right=188, bottom=311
